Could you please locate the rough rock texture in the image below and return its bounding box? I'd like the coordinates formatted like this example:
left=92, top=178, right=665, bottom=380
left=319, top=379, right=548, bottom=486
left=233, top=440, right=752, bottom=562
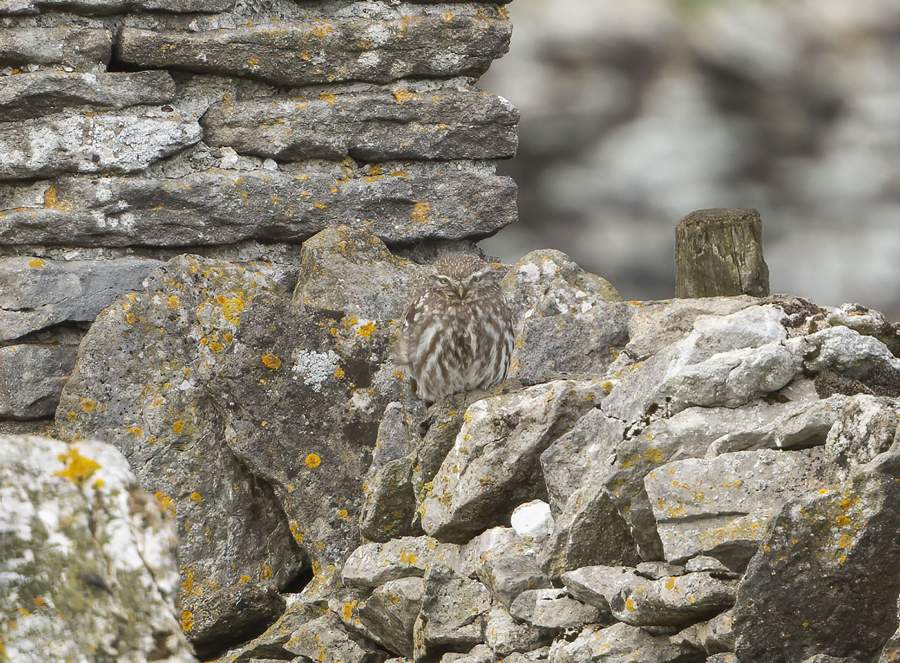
left=0, top=343, right=76, bottom=419
left=548, top=623, right=703, bottom=663
left=0, top=26, right=111, bottom=70
left=733, top=451, right=900, bottom=663
left=0, top=435, right=196, bottom=663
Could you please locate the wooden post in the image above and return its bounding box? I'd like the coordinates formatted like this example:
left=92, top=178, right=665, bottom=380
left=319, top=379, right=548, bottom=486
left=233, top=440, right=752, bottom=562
left=675, top=208, right=770, bottom=298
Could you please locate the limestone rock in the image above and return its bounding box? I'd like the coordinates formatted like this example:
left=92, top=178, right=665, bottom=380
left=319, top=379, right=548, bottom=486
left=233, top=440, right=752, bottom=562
left=825, top=395, right=899, bottom=478
left=342, top=537, right=460, bottom=590
left=705, top=656, right=737, bottom=663
left=0, top=26, right=111, bottom=70
left=0, top=70, right=176, bottom=122
left=561, top=565, right=642, bottom=616
left=733, top=451, right=900, bottom=663
left=357, top=577, right=425, bottom=658
left=827, top=303, right=900, bottom=357
left=119, top=7, right=511, bottom=87
left=0, top=344, right=76, bottom=419
left=484, top=605, right=552, bottom=657
left=645, top=448, right=834, bottom=569
left=284, top=613, right=384, bottom=663
left=202, top=80, right=518, bottom=162
left=0, top=256, right=162, bottom=342
left=798, top=326, right=900, bottom=395
left=609, top=572, right=736, bottom=628
left=548, top=623, right=704, bottom=663
left=0, top=0, right=231, bottom=14
left=509, top=588, right=600, bottom=631
left=0, top=160, right=516, bottom=247
left=0, top=108, right=202, bottom=180
left=540, top=478, right=640, bottom=579
left=510, top=500, right=554, bottom=540
left=0, top=435, right=196, bottom=663
left=421, top=380, right=605, bottom=543
left=471, top=534, right=550, bottom=607
left=55, top=256, right=308, bottom=655
left=413, top=565, right=491, bottom=662
left=696, top=609, right=735, bottom=655
left=214, top=598, right=323, bottom=663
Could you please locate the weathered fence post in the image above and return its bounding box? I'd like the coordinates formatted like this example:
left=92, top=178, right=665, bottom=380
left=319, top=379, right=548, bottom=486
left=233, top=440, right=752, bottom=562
left=675, top=208, right=770, bottom=298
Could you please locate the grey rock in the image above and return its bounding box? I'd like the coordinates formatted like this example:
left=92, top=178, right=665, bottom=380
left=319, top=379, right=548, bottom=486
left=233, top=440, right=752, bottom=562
left=636, top=561, right=686, bottom=580
left=202, top=80, right=518, bottom=162
left=484, top=605, right=552, bottom=657
left=292, top=224, right=428, bottom=322
left=357, top=577, right=425, bottom=658
left=695, top=609, right=735, bottom=655
left=609, top=572, right=736, bottom=628
left=683, top=557, right=735, bottom=578
left=0, top=26, right=111, bottom=70
left=645, top=448, right=834, bottom=569
left=458, top=526, right=519, bottom=577
left=509, top=588, right=600, bottom=631
left=413, top=565, right=492, bottom=663
left=361, top=454, right=420, bottom=543
left=878, top=620, right=900, bottom=663
left=0, top=0, right=231, bottom=14
left=561, top=565, right=645, bottom=616
left=472, top=535, right=550, bottom=607
left=0, top=70, right=176, bottom=122
left=342, top=537, right=461, bottom=590
left=799, top=657, right=863, bottom=663
left=705, top=656, right=736, bottom=663
left=215, top=598, right=322, bottom=663
left=503, top=649, right=550, bottom=663
left=0, top=343, right=76, bottom=419
left=0, top=256, right=162, bottom=342
left=0, top=435, right=196, bottom=663
left=421, top=380, right=606, bottom=543
left=733, top=452, right=900, bottom=663
left=0, top=108, right=201, bottom=180
left=283, top=613, right=383, bottom=663
left=441, top=644, right=494, bottom=663
left=508, top=304, right=630, bottom=386
left=798, top=326, right=900, bottom=392
left=828, top=303, right=900, bottom=357
left=541, top=478, right=640, bottom=579
left=825, top=395, right=899, bottom=478
left=540, top=408, right=625, bottom=513
left=548, top=622, right=704, bottom=663
left=0, top=160, right=516, bottom=247
left=119, top=7, right=511, bottom=86
left=54, top=256, right=308, bottom=654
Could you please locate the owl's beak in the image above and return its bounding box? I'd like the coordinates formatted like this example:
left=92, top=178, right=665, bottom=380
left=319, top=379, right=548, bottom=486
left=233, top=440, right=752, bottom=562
left=458, top=286, right=467, bottom=299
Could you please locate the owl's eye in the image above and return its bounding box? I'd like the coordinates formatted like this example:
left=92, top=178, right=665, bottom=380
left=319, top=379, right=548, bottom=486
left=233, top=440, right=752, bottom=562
left=434, top=274, right=455, bottom=286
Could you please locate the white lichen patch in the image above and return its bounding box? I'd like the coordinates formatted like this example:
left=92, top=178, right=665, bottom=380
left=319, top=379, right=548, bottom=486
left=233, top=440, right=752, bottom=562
left=291, top=349, right=341, bottom=392
left=517, top=262, right=540, bottom=283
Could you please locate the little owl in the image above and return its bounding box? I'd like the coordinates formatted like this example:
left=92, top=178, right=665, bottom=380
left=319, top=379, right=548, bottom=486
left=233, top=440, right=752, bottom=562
left=398, top=255, right=515, bottom=402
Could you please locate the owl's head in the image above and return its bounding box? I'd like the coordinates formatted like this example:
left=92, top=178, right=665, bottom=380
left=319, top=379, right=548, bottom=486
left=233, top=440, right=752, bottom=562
left=431, top=255, right=499, bottom=298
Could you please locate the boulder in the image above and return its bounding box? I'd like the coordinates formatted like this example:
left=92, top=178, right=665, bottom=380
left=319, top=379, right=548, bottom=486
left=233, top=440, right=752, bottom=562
left=214, top=598, right=322, bottom=662
left=0, top=70, right=176, bottom=122
left=413, top=565, right=492, bottom=662
left=548, top=623, right=704, bottom=663
left=561, top=565, right=644, bottom=616
left=470, top=535, right=550, bottom=607
left=0, top=343, right=76, bottom=419
left=0, top=256, right=162, bottom=342
left=55, top=256, right=309, bottom=655
left=342, top=537, right=461, bottom=590
left=0, top=435, right=196, bottom=663
left=645, top=448, right=834, bottom=569
left=357, top=577, right=425, bottom=658
left=118, top=7, right=511, bottom=86
left=202, top=79, right=518, bottom=162
left=421, top=380, right=606, bottom=543
left=1, top=0, right=231, bottom=14
left=733, top=451, right=900, bottom=663
left=484, top=605, right=552, bottom=657
left=509, top=588, right=600, bottom=631
left=283, top=613, right=385, bottom=663
left=0, top=160, right=516, bottom=247
left=825, top=395, right=898, bottom=478
left=608, top=572, right=736, bottom=628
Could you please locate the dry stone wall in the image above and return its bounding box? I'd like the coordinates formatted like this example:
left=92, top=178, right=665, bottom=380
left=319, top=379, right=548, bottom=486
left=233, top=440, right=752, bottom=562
left=0, top=0, right=518, bottom=429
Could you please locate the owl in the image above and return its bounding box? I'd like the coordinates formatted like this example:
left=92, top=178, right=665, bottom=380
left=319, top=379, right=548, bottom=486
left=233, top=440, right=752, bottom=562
left=397, top=255, right=515, bottom=403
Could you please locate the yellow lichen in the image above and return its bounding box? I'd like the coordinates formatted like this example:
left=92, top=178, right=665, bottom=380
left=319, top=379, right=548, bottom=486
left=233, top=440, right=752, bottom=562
left=154, top=491, right=176, bottom=516
left=261, top=353, right=282, bottom=370
left=399, top=550, right=417, bottom=565
left=311, top=22, right=334, bottom=38
left=27, top=258, right=45, bottom=269
left=80, top=398, right=96, bottom=413
left=172, top=419, right=185, bottom=434
left=190, top=491, right=203, bottom=503
left=319, top=92, right=337, bottom=105
left=92, top=478, right=105, bottom=490
left=305, top=453, right=322, bottom=469
left=54, top=447, right=101, bottom=485
left=127, top=426, right=143, bottom=438
left=180, top=610, right=194, bottom=632
left=260, top=562, right=273, bottom=580
left=411, top=202, right=431, bottom=224
left=239, top=575, right=251, bottom=584
left=356, top=321, right=376, bottom=338
left=334, top=367, right=346, bottom=379
left=247, top=56, right=260, bottom=67
left=393, top=89, right=419, bottom=104
left=313, top=201, right=328, bottom=210
left=342, top=600, right=357, bottom=622
left=624, top=597, right=636, bottom=612
left=289, top=520, right=305, bottom=543
left=43, top=185, right=72, bottom=211
left=337, top=508, right=349, bottom=520
left=215, top=292, right=246, bottom=326
left=166, top=295, right=180, bottom=310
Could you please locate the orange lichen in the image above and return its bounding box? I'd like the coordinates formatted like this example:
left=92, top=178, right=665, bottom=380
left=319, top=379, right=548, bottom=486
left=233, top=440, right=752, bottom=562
left=319, top=92, right=337, bottom=105
left=166, top=295, right=180, bottom=310
left=127, top=426, right=143, bottom=438
left=80, top=398, right=96, bottom=413
left=180, top=610, right=193, bottom=632
left=289, top=520, right=304, bottom=543
left=305, top=453, right=322, bottom=469
left=393, top=89, right=419, bottom=104
left=334, top=367, right=346, bottom=379
left=215, top=292, right=246, bottom=326
left=239, top=575, right=251, bottom=584
left=411, top=202, right=431, bottom=224
left=55, top=447, right=100, bottom=485
left=342, top=600, right=357, bottom=622
left=311, top=22, right=334, bottom=38
left=172, top=420, right=185, bottom=434
left=261, top=353, right=282, bottom=370
left=154, top=491, right=176, bottom=516
left=27, top=258, right=45, bottom=269
left=356, top=321, right=376, bottom=338
left=337, top=508, right=349, bottom=520
left=190, top=491, right=203, bottom=503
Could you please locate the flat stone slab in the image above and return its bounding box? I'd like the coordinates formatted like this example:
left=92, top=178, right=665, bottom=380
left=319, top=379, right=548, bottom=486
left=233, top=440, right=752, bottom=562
left=645, top=448, right=834, bottom=569
left=0, top=256, right=162, bottom=342
left=202, top=80, right=518, bottom=162
left=0, top=108, right=201, bottom=180
left=0, top=160, right=516, bottom=247
left=0, top=70, right=176, bottom=121
left=118, top=6, right=512, bottom=87
left=0, top=0, right=231, bottom=14
left=0, top=26, right=111, bottom=71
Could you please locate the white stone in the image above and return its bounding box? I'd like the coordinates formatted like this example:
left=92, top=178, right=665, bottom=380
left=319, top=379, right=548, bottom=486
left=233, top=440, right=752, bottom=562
left=511, top=499, right=554, bottom=539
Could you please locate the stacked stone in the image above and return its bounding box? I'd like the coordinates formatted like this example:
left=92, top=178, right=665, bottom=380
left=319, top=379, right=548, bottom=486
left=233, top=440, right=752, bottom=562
left=0, top=0, right=518, bottom=429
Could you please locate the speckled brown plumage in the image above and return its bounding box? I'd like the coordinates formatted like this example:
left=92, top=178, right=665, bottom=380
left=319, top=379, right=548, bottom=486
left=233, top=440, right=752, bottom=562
left=397, top=255, right=514, bottom=402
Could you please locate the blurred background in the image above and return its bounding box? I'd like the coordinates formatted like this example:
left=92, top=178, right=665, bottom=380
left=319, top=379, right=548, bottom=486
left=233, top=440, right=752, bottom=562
left=480, top=0, right=900, bottom=319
